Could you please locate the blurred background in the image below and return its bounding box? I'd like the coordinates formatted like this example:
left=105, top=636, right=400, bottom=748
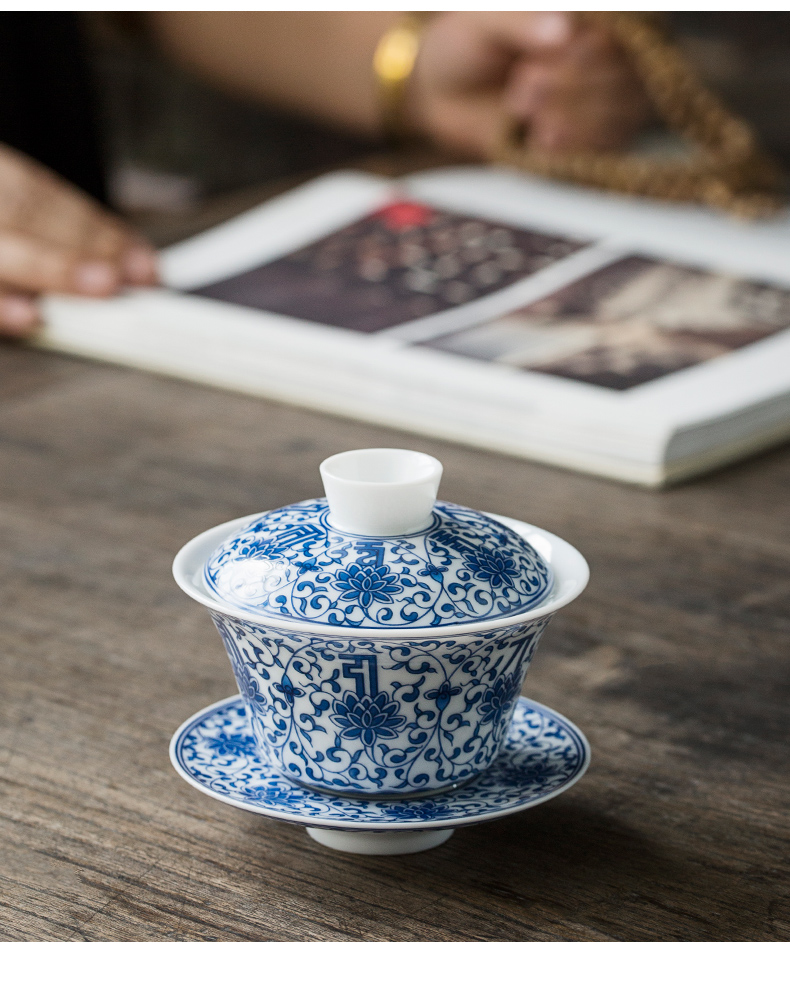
left=89, top=12, right=378, bottom=234
left=86, top=12, right=790, bottom=235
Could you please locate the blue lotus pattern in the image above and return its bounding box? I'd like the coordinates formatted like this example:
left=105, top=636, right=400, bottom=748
left=334, top=564, right=401, bottom=609
left=203, top=499, right=553, bottom=628
left=172, top=696, right=588, bottom=826
left=211, top=610, right=550, bottom=794
left=478, top=673, right=523, bottom=727
left=330, top=692, right=407, bottom=747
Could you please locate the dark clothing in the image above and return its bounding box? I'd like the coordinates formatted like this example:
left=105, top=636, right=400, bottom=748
left=0, top=12, right=107, bottom=202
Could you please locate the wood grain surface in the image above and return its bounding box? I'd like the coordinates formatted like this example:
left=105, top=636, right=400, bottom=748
left=1, top=337, right=788, bottom=941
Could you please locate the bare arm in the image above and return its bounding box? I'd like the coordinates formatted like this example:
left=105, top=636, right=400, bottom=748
left=147, top=12, right=400, bottom=136
left=145, top=12, right=650, bottom=154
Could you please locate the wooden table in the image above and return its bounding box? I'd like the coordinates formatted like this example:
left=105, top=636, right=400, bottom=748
left=2, top=201, right=789, bottom=942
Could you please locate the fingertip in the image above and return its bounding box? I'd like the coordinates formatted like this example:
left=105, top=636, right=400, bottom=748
left=0, top=295, right=40, bottom=336
left=74, top=260, right=120, bottom=296
left=506, top=61, right=555, bottom=115
left=530, top=121, right=572, bottom=152
left=122, top=244, right=159, bottom=286
left=526, top=12, right=573, bottom=47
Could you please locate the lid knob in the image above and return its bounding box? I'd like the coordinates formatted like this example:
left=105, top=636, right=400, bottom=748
left=320, top=448, right=442, bottom=537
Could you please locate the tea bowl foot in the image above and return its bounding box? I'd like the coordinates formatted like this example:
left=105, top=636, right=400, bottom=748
left=306, top=827, right=453, bottom=855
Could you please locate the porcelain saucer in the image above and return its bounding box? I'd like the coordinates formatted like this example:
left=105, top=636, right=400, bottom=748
left=170, top=695, right=590, bottom=855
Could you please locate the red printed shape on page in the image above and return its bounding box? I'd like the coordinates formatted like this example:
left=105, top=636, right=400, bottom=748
left=374, top=201, right=436, bottom=231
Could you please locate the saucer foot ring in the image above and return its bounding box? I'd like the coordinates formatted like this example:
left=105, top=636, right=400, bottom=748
left=307, top=826, right=453, bottom=855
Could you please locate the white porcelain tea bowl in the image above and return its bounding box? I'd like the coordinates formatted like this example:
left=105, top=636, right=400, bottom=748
left=173, top=448, right=588, bottom=799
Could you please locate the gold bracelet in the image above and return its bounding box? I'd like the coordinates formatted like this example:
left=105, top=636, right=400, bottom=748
left=373, top=13, right=431, bottom=144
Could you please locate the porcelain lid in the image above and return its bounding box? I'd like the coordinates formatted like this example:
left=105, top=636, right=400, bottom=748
left=202, top=449, right=553, bottom=629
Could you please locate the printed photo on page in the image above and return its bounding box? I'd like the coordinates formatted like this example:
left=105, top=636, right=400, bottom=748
left=190, top=200, right=587, bottom=332
left=422, top=256, right=790, bottom=390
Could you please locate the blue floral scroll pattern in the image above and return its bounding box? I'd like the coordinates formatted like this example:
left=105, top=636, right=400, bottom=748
left=172, top=695, right=588, bottom=828
left=203, top=499, right=553, bottom=629
left=209, top=612, right=550, bottom=795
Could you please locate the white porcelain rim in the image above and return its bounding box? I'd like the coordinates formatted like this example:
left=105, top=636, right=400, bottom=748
left=172, top=511, right=589, bottom=638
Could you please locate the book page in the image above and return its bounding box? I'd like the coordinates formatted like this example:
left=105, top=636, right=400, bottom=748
left=162, top=168, right=790, bottom=432
left=41, top=166, right=790, bottom=484
left=190, top=200, right=586, bottom=333
left=421, top=255, right=790, bottom=392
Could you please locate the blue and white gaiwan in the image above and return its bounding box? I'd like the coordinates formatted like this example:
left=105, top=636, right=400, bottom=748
left=173, top=448, right=589, bottom=800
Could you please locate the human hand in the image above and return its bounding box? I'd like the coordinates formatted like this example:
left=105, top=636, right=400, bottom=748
left=0, top=144, right=158, bottom=338
left=410, top=12, right=652, bottom=158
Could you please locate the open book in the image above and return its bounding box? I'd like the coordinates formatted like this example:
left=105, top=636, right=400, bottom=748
left=41, top=167, right=790, bottom=486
